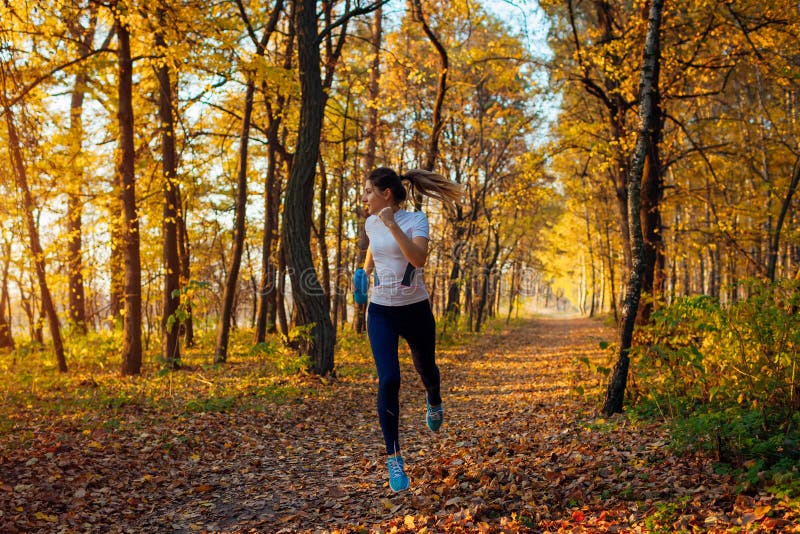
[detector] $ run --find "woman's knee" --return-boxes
[378,373,401,394]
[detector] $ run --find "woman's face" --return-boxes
[362,179,392,215]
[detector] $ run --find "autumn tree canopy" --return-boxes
[0,0,798,379]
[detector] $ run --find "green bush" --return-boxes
[629,294,722,417]
[629,278,800,493]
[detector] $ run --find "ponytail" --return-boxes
[367,166,463,206]
[401,168,464,206]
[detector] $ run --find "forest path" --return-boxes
[4,317,795,532]
[133,316,753,532]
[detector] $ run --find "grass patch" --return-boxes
[184,395,237,413]
[0,327,318,437]
[579,416,622,434]
[1,313,487,440]
[643,497,690,534]
[249,383,301,403]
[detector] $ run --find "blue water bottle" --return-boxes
[353,268,368,305]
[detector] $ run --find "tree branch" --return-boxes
[0,47,114,117]
[317,0,391,42]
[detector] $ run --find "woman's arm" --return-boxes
[364,247,375,275]
[390,231,429,268]
[378,208,429,267]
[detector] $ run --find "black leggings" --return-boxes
[367,299,441,455]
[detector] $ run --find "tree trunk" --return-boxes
[116,15,143,376]
[283,0,335,375]
[466,257,475,331]
[506,260,518,326]
[156,6,181,368]
[221,0,283,355]
[255,120,280,342]
[64,10,97,335]
[475,229,500,333]
[332,90,350,331]
[446,219,465,317]
[603,220,618,322]
[253,0,287,342]
[1,66,67,372]
[0,239,14,349]
[332,167,345,331]
[767,163,800,281]
[214,79,255,363]
[176,185,194,347]
[353,7,383,334]
[585,206,597,317]
[636,61,666,324]
[276,243,289,337]
[316,157,332,308]
[603,0,665,416]
[17,279,37,344]
[354,4,382,333]
[109,213,125,321]
[66,53,91,335]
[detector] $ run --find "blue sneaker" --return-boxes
[386,455,409,492]
[426,401,444,432]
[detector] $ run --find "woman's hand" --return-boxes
[378,207,397,228]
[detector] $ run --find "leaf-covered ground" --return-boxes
[2,316,800,532]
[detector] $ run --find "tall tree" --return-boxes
[354,3,383,334]
[215,0,282,363]
[604,0,665,415]
[283,0,336,374]
[176,185,194,347]
[0,238,13,350]
[637,5,666,323]
[1,65,67,372]
[115,6,143,376]
[213,77,254,363]
[255,0,291,343]
[283,0,385,373]
[65,6,97,335]
[155,2,181,368]
[767,164,800,281]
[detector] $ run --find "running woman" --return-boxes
[355,166,462,492]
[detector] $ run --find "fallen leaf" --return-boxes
[34,512,57,522]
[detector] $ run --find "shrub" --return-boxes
[629,278,800,493]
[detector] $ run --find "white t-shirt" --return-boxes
[366,209,430,306]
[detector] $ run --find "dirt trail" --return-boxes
[139,316,634,532]
[5,317,794,532]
